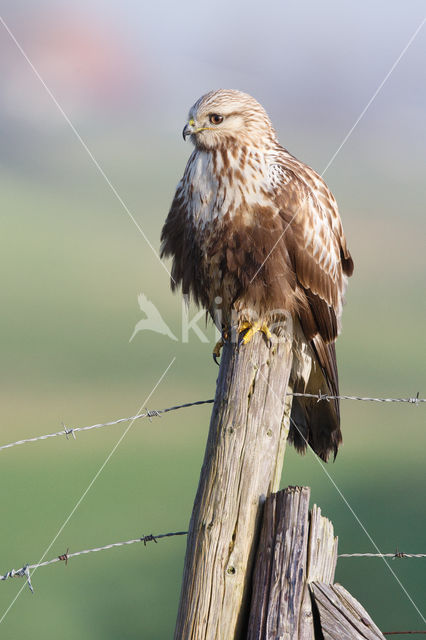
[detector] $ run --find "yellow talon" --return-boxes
[213,339,224,365]
[261,323,273,344]
[238,321,252,338]
[238,321,273,346]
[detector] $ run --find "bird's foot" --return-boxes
[213,339,223,365]
[212,330,230,365]
[238,321,273,347]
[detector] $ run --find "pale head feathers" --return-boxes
[185,89,277,150]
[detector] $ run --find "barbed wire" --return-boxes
[1,526,424,594]
[0,399,215,453]
[291,391,424,404]
[338,552,426,559]
[0,392,423,454]
[0,531,188,593]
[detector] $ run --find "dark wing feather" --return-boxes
[160,183,206,307]
[272,157,353,459]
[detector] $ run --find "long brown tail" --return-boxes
[289,338,342,461]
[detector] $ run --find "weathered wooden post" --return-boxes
[174,332,387,639]
[247,486,337,639]
[247,487,386,640]
[247,487,313,638]
[174,327,294,639]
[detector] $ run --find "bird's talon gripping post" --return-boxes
[213,339,224,365]
[212,328,231,364]
[238,321,273,347]
[237,321,253,346]
[261,323,273,347]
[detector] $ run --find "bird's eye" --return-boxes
[209,114,223,125]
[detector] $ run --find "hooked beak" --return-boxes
[182,118,197,141]
[182,123,191,141]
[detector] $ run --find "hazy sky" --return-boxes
[2,1,425,129]
[1,1,425,215]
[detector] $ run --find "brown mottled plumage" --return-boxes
[161,89,354,461]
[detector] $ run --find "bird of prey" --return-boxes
[161,89,353,461]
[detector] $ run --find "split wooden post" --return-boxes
[174,328,294,640]
[311,583,386,640]
[247,486,312,639]
[247,487,386,640]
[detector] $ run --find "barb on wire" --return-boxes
[0,392,424,454]
[0,399,216,453]
[0,565,33,593]
[291,391,424,405]
[0,531,188,593]
[1,520,425,596]
[62,423,76,440]
[2,526,425,594]
[339,552,426,559]
[58,548,69,565]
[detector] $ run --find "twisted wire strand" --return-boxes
[0,393,423,454]
[0,531,188,592]
[339,553,426,558]
[2,527,424,594]
[383,632,426,636]
[292,392,424,404]
[0,399,215,452]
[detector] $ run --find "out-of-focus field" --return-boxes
[1,1,425,637]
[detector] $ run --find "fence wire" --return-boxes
[291,391,424,404]
[0,531,188,593]
[1,525,425,594]
[339,553,426,559]
[0,399,215,452]
[0,392,423,454]
[383,633,426,636]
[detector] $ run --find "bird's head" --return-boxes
[182,89,276,150]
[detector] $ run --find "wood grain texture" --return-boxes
[306,505,338,584]
[311,583,386,640]
[247,488,338,639]
[174,329,294,640]
[299,504,338,639]
[247,487,311,640]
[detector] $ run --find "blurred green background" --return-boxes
[1,1,425,637]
